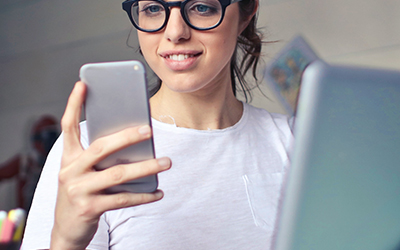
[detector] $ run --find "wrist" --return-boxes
[50,227,87,250]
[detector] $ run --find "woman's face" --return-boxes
[138,1,244,95]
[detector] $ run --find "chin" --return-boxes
[165,84,205,94]
[160,74,209,93]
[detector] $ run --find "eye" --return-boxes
[195,4,211,13]
[146,5,162,13]
[187,1,220,16]
[139,2,165,16]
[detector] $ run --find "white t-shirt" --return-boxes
[21,103,293,250]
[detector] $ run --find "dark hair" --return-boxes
[147,1,263,99]
[234,0,263,102]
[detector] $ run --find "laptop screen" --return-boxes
[274,60,400,250]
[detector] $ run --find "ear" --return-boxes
[238,0,259,35]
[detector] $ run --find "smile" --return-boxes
[159,51,202,71]
[167,54,194,61]
[160,51,202,61]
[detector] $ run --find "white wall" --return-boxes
[1,0,399,210]
[251,0,400,109]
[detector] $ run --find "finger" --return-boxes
[84,157,171,193]
[71,125,153,174]
[93,190,164,214]
[61,82,86,158]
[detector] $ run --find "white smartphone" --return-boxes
[80,60,157,193]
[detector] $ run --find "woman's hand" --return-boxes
[50,81,171,250]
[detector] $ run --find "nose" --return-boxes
[164,8,191,43]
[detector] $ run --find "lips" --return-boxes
[159,50,202,71]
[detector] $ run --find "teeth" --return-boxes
[168,54,191,61]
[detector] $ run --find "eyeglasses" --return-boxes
[122,0,242,32]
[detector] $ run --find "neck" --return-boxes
[150,79,243,130]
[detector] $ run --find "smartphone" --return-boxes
[80,60,157,193]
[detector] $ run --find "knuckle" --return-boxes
[58,168,71,186]
[76,199,93,218]
[60,115,68,128]
[60,116,71,133]
[108,165,126,184]
[135,193,149,205]
[61,117,78,136]
[115,193,130,207]
[65,182,81,201]
[62,183,100,219]
[88,141,105,156]
[58,169,67,185]
[65,185,94,217]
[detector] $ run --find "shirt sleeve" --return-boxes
[20,134,63,250]
[86,214,110,250]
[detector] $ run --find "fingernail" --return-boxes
[157,157,171,169]
[138,125,151,136]
[155,190,164,199]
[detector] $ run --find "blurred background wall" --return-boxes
[0,0,399,210]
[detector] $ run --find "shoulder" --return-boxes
[243,103,294,153]
[244,103,294,134]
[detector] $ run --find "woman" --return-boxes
[22,0,293,249]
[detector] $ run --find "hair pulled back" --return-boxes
[233,0,263,102]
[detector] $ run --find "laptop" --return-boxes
[273,60,400,250]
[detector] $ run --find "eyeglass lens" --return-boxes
[131,0,223,31]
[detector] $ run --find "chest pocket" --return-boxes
[243,173,285,232]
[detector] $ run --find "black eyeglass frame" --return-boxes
[122,0,242,32]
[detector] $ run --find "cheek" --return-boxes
[211,14,240,54]
[207,29,238,65]
[138,33,158,65]
[211,38,235,66]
